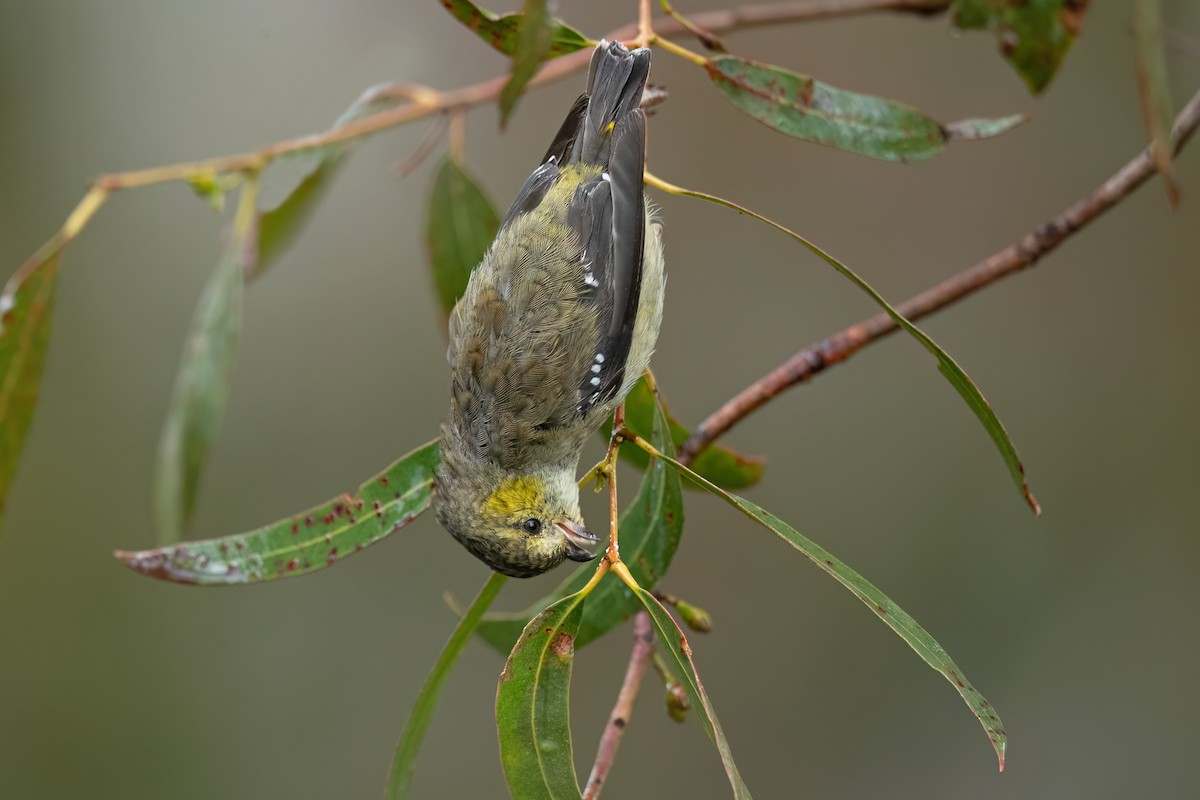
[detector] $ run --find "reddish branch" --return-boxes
[583,612,655,800]
[679,86,1200,464]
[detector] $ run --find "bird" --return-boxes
[434,40,664,578]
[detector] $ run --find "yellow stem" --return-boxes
[578,558,611,597]
[63,186,110,240]
[650,34,708,66]
[609,559,642,592]
[233,171,261,239]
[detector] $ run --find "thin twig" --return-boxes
[583,611,655,800]
[679,87,1200,464]
[85,0,949,192]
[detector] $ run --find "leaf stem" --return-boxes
[385,571,508,799]
[679,85,1200,464]
[649,34,708,66]
[659,0,728,51]
[582,611,654,800]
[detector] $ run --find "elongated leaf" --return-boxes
[441,0,589,58]
[705,55,1024,162]
[120,440,438,584]
[386,571,508,799]
[152,232,246,544]
[633,589,752,798]
[496,591,587,800]
[617,376,764,491]
[476,393,683,653]
[0,248,62,521]
[426,156,500,319]
[647,176,1039,514]
[952,0,1089,95]
[254,86,407,276]
[635,440,1009,771]
[500,0,554,127]
[1134,0,1179,207]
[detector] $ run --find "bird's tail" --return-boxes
[542,41,651,169]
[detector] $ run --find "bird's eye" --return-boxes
[521,517,543,535]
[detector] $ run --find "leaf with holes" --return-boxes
[638,439,1009,771]
[0,247,62,525]
[441,0,588,59]
[705,55,1024,162]
[634,589,752,798]
[121,440,438,584]
[952,0,1090,95]
[496,591,587,800]
[426,156,500,319]
[475,389,682,653]
[152,232,246,544]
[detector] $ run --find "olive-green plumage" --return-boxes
[435,41,664,578]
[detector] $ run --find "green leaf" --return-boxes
[386,571,508,799]
[254,85,407,277]
[617,376,764,491]
[119,440,439,584]
[0,247,62,523]
[952,0,1090,94]
[425,156,500,319]
[633,589,753,798]
[705,55,1024,162]
[152,230,247,544]
[440,0,589,58]
[476,388,684,653]
[1133,0,1179,207]
[500,0,554,127]
[651,178,1039,514]
[633,439,1009,771]
[496,591,587,800]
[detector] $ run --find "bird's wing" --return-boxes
[566,109,647,414]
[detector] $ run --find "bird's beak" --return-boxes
[556,520,601,562]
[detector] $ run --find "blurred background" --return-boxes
[2,1,1198,798]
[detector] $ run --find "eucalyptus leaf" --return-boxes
[952,0,1089,94]
[634,589,753,798]
[386,571,508,799]
[496,591,587,800]
[0,248,62,523]
[476,389,683,653]
[636,439,1009,771]
[255,85,408,276]
[500,0,554,127]
[618,376,764,491]
[120,441,438,584]
[426,156,500,319]
[705,55,1023,162]
[441,0,589,58]
[650,178,1039,514]
[152,231,246,544]
[1133,0,1179,206]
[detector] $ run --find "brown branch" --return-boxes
[679,86,1200,464]
[86,0,949,192]
[583,611,655,800]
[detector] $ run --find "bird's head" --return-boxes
[434,460,601,578]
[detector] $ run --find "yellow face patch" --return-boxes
[483,475,545,519]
